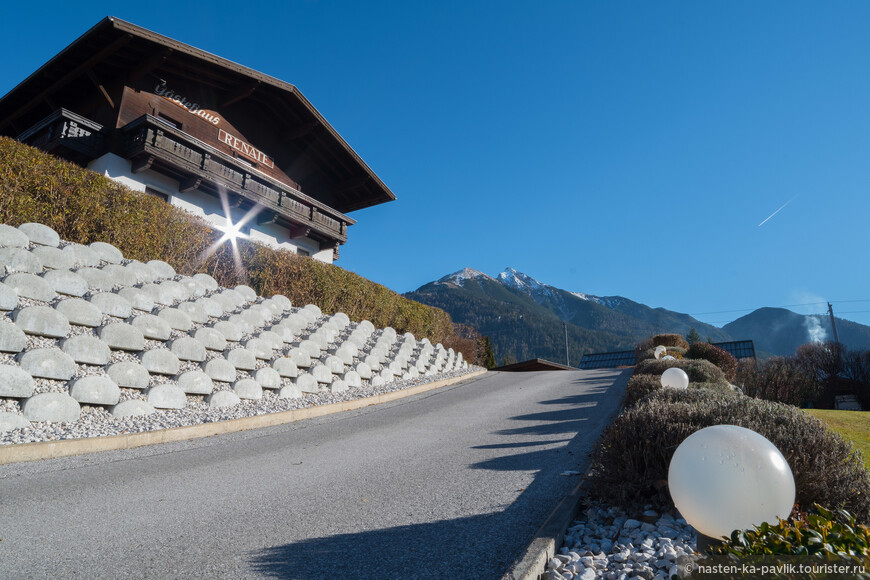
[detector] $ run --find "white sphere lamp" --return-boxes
[661,367,689,389]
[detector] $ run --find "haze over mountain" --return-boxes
[405,268,870,364]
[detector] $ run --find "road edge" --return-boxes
[0,369,487,465]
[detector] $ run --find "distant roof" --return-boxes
[493,358,577,372]
[578,351,636,370]
[711,340,756,360]
[0,16,395,214]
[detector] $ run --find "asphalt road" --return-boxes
[0,368,629,580]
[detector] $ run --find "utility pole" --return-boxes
[828,302,841,345]
[564,321,569,366]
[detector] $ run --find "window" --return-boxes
[144,186,169,202]
[296,248,310,257]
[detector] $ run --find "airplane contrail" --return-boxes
[758,195,797,227]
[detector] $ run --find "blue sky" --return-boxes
[3,1,870,328]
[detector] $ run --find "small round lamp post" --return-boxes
[654,346,668,360]
[668,425,795,550]
[661,367,689,389]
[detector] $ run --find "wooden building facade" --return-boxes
[0,17,395,262]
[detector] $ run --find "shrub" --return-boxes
[709,504,870,558]
[635,334,690,362]
[623,374,733,408]
[739,356,819,407]
[686,342,737,381]
[0,137,475,361]
[635,358,726,385]
[587,388,870,522]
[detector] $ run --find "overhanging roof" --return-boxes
[0,16,395,214]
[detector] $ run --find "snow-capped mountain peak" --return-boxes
[497,267,545,292]
[437,267,493,286]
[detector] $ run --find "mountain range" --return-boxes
[404,268,870,363]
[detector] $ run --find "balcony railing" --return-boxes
[119,114,352,242]
[16,109,105,161]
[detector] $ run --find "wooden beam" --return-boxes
[283,120,320,142]
[127,48,173,83]
[178,176,201,193]
[86,69,114,109]
[131,155,155,174]
[0,34,132,132]
[288,223,311,239]
[257,212,279,226]
[220,80,260,108]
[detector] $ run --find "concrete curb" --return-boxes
[0,369,487,465]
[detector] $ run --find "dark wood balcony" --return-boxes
[16,109,106,165]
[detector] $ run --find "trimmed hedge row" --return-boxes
[0,137,465,356]
[686,341,737,382]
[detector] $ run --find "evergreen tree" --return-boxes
[482,336,496,369]
[686,327,702,345]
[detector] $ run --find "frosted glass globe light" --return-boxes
[661,367,689,389]
[668,425,795,539]
[654,346,667,360]
[662,355,676,361]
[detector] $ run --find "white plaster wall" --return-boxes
[86,153,334,263]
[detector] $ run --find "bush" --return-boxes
[635,345,687,363]
[709,504,870,558]
[635,334,690,362]
[623,374,733,408]
[687,342,737,382]
[0,137,475,360]
[739,356,819,407]
[587,388,870,522]
[635,358,726,385]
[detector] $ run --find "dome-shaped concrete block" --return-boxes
[0,411,30,432]
[111,399,156,419]
[226,314,254,336]
[269,294,292,311]
[63,243,101,268]
[99,322,145,351]
[0,225,29,247]
[207,390,241,408]
[0,248,42,274]
[14,306,70,338]
[201,359,236,383]
[324,355,344,375]
[370,375,386,388]
[381,327,397,341]
[61,335,111,365]
[0,281,18,311]
[69,376,120,405]
[407,367,420,380]
[363,355,381,371]
[210,292,238,314]
[299,339,322,358]
[5,273,56,302]
[346,334,367,350]
[244,338,272,360]
[0,320,26,353]
[18,223,59,247]
[131,314,172,341]
[256,330,284,351]
[196,297,222,318]
[101,264,138,288]
[42,269,88,297]
[342,370,362,389]
[233,378,262,400]
[220,289,245,309]
[193,273,219,292]
[254,367,282,389]
[146,260,176,280]
[107,361,150,389]
[239,306,268,329]
[379,367,395,382]
[77,267,117,292]
[158,308,192,332]
[147,384,186,409]
[116,287,154,313]
[334,344,357,365]
[212,320,242,342]
[329,379,348,394]
[295,373,318,393]
[355,362,373,380]
[159,280,190,303]
[177,370,214,394]
[89,241,124,264]
[287,348,311,368]
[358,320,375,334]
[124,261,158,284]
[272,357,298,378]
[0,364,34,397]
[260,298,283,316]
[170,337,206,362]
[177,302,209,324]
[283,313,309,331]
[193,328,227,352]
[140,349,180,376]
[140,283,174,307]
[226,348,256,371]
[311,364,332,384]
[53,299,103,326]
[89,292,133,318]
[388,360,405,375]
[177,276,207,298]
[234,285,258,303]
[303,304,322,318]
[22,392,81,422]
[278,384,302,399]
[33,246,75,270]
[416,359,429,372]
[269,323,296,344]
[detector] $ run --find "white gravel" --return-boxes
[545,501,697,580]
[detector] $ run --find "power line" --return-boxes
[689,299,870,317]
